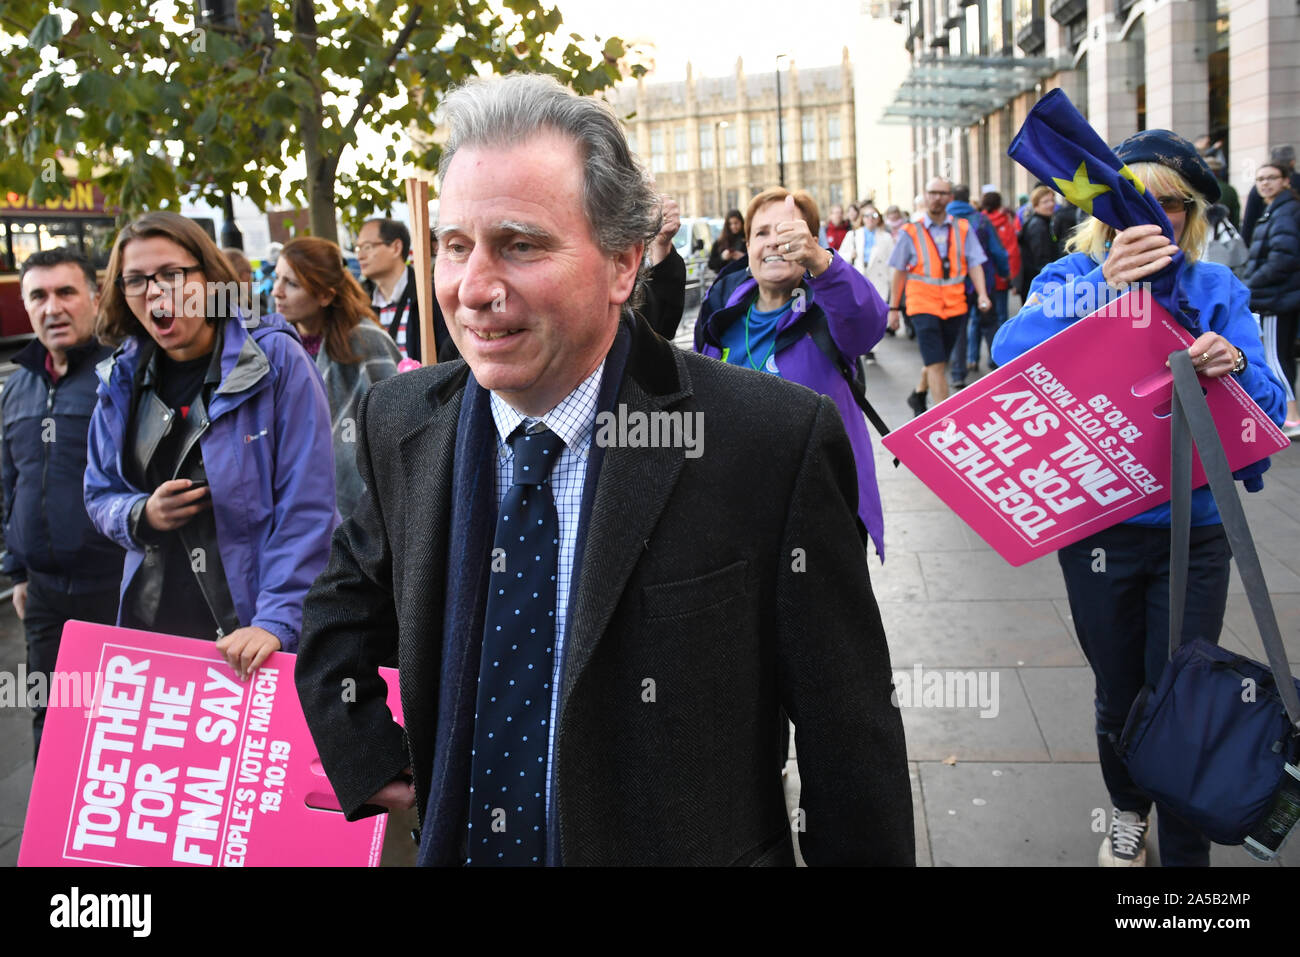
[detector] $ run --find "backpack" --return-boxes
[989,209,1021,291]
[1204,205,1249,275]
[782,310,899,468]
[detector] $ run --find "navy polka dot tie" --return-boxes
[466,425,565,866]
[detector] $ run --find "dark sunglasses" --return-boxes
[1155,194,1194,214]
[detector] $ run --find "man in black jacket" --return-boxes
[639,194,687,340]
[357,217,454,363]
[294,74,913,866]
[2,248,124,758]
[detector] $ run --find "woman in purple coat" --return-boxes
[695,188,889,558]
[85,212,337,679]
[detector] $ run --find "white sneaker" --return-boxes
[1098,808,1148,866]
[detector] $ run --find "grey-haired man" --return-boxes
[295,73,912,866]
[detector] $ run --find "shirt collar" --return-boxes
[924,212,953,229]
[371,267,409,308]
[488,359,606,460]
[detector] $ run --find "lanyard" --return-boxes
[743,301,781,373]
[923,222,952,278]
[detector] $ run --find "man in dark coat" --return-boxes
[2,248,124,758]
[294,74,913,867]
[357,217,456,363]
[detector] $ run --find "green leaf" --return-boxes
[262,90,297,120]
[76,71,113,108]
[23,128,42,161]
[194,103,220,136]
[28,14,64,50]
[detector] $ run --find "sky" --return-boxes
[207,0,876,244]
[552,0,864,81]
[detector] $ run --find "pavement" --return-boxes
[3,322,1300,868]
[804,323,1300,867]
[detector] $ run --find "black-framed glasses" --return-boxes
[1155,195,1194,214]
[116,265,203,296]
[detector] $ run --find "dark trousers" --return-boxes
[1272,309,1299,394]
[1058,523,1232,867]
[950,301,1000,383]
[23,579,120,760]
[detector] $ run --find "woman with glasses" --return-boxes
[274,236,401,516]
[993,131,1286,868]
[85,211,337,680]
[1241,162,1300,437]
[841,205,895,365]
[843,206,896,298]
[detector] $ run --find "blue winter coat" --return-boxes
[84,313,338,652]
[1241,189,1300,316]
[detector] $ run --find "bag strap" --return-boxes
[801,312,900,468]
[1169,349,1300,729]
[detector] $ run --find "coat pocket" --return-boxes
[640,559,749,620]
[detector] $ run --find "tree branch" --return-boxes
[341,4,423,139]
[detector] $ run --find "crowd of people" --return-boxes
[3,71,1297,866]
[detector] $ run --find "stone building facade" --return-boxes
[605,50,859,220]
[883,0,1298,208]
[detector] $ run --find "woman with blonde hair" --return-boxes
[993,131,1286,869]
[273,236,401,517]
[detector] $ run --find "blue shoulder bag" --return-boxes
[1117,350,1300,859]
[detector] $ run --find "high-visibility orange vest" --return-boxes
[900,218,971,319]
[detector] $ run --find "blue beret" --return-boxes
[1114,129,1221,204]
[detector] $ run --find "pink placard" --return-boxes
[881,292,1288,566]
[18,622,403,867]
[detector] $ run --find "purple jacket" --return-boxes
[696,252,889,557]
[84,313,338,651]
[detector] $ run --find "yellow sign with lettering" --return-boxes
[0,182,99,213]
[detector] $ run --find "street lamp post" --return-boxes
[221,194,243,250]
[775,54,787,188]
[714,120,728,217]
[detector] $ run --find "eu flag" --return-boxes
[1008,88,1190,329]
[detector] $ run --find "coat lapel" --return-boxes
[393,371,464,852]
[560,320,694,714]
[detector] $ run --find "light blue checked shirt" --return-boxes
[488,361,605,821]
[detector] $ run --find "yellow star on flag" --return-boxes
[1053,161,1111,215]
[1118,164,1146,195]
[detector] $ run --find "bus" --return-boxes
[0,181,118,343]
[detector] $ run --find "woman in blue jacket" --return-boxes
[85,211,337,679]
[992,132,1286,868]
